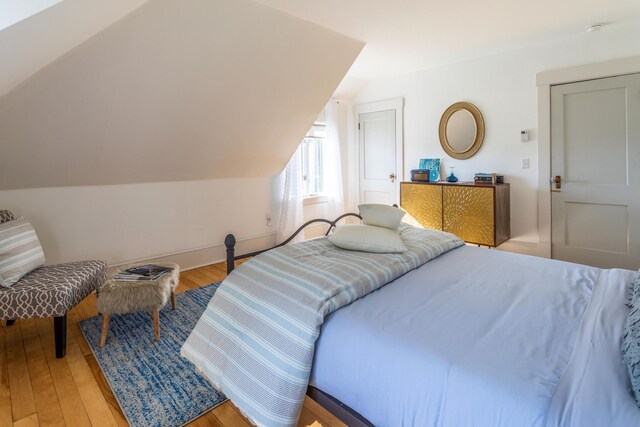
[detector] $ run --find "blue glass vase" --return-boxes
[446,167,458,183]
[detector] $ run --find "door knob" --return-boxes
[389,173,396,183]
[554,175,561,189]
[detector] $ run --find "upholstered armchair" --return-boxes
[0,210,107,358]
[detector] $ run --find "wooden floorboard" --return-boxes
[65,343,119,427]
[14,413,39,427]
[176,274,202,291]
[21,320,65,427]
[36,319,92,427]
[184,269,214,284]
[210,401,252,427]
[6,320,36,422]
[84,355,128,427]
[0,325,13,426]
[2,261,342,426]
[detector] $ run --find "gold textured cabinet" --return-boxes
[400,182,510,247]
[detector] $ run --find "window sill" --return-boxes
[303,195,328,206]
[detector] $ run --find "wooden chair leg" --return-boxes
[54,314,67,358]
[153,309,160,341]
[5,320,15,326]
[100,313,111,347]
[171,291,176,310]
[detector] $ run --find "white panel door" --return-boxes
[358,109,398,205]
[551,73,640,269]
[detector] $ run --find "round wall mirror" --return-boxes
[439,102,485,160]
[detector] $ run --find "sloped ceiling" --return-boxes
[0,0,364,190]
[0,0,151,97]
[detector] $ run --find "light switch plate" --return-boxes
[521,158,530,169]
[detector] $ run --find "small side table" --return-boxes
[97,262,180,347]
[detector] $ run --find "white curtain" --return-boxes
[322,100,344,219]
[276,145,304,244]
[277,100,345,244]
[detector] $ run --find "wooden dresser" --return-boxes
[400,181,510,247]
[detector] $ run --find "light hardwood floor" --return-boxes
[0,261,345,427]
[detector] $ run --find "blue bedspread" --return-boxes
[310,246,640,426]
[181,225,463,427]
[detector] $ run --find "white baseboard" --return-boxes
[497,239,540,257]
[536,241,552,259]
[107,233,277,274]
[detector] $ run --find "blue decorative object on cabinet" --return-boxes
[419,158,441,182]
[446,167,459,182]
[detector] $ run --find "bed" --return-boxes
[310,245,639,426]
[182,213,640,427]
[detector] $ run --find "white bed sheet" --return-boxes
[309,246,639,426]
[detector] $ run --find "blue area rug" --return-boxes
[79,282,226,427]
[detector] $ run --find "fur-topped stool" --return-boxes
[97,262,180,347]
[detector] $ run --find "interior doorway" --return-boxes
[354,99,404,206]
[550,73,640,269]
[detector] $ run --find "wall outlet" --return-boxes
[521,158,530,169]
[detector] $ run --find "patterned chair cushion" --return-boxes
[0,260,107,319]
[0,211,14,224]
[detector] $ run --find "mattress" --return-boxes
[309,246,640,426]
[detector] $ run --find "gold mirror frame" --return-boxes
[439,102,485,160]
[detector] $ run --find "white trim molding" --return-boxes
[497,239,539,257]
[536,56,640,259]
[537,56,640,86]
[107,232,277,274]
[353,98,404,205]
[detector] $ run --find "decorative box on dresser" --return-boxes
[400,181,510,247]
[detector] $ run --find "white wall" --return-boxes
[0,99,353,269]
[352,21,640,247]
[0,177,280,268]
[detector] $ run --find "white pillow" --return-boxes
[0,216,45,287]
[358,204,405,230]
[328,224,407,253]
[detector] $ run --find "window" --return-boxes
[301,120,326,197]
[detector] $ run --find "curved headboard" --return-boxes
[225,212,362,274]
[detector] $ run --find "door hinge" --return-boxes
[358,123,361,130]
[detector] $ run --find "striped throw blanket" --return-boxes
[181,225,463,427]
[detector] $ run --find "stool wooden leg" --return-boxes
[153,309,160,341]
[100,313,111,347]
[171,291,176,310]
